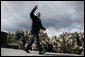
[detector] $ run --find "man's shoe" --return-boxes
[24,49,30,53]
[39,52,43,54]
[39,51,46,55]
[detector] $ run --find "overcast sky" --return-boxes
[1,1,84,38]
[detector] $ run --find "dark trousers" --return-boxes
[25,33,41,51]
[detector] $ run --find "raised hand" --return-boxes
[34,5,38,9]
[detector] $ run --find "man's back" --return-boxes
[31,16,42,34]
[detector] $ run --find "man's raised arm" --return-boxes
[30,5,37,20]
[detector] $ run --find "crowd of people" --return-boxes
[7,30,84,55]
[51,32,84,55]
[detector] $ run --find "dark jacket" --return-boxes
[30,7,45,34]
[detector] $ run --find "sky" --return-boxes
[1,1,84,38]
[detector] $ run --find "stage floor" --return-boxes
[1,48,83,56]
